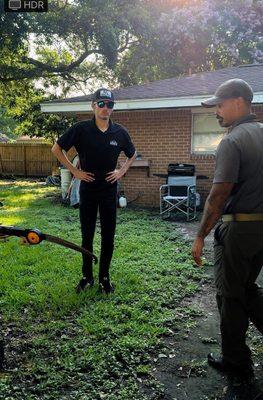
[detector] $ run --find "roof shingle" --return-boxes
[48,64,263,104]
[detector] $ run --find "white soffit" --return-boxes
[41,92,263,113]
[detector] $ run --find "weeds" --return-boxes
[0,180,205,399]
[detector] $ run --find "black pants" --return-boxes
[214,221,263,366]
[79,185,117,282]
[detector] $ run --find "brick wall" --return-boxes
[78,105,263,208]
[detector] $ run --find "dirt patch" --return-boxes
[147,220,263,400]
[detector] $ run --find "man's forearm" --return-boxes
[197,197,223,239]
[51,143,77,175]
[197,183,234,239]
[120,152,136,174]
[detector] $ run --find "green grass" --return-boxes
[0,179,205,399]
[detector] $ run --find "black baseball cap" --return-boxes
[92,88,114,102]
[201,79,253,108]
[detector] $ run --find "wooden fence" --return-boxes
[0,143,58,177]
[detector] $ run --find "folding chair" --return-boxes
[160,176,197,221]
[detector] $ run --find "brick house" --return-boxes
[42,64,263,207]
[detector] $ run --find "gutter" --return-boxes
[41,93,263,113]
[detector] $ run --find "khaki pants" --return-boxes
[214,221,263,366]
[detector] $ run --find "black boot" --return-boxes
[224,376,263,399]
[207,353,254,379]
[75,277,94,293]
[98,277,115,294]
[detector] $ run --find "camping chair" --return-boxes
[160,176,197,221]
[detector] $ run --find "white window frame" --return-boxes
[191,108,226,155]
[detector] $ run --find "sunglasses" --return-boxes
[96,100,115,109]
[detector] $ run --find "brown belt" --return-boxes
[222,213,263,222]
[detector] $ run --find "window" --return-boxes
[192,113,226,154]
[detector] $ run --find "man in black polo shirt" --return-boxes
[192,79,263,385]
[52,88,136,294]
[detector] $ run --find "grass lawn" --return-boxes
[0,180,205,400]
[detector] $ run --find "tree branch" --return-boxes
[26,48,101,72]
[0,49,101,82]
[118,33,137,53]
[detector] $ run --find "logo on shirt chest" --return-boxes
[110,140,118,146]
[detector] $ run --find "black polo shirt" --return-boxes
[57,117,136,190]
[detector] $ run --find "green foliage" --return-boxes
[0,0,151,85]
[0,180,206,399]
[1,0,262,88]
[0,107,18,138]
[0,1,154,139]
[0,82,75,140]
[116,0,263,85]
[2,0,261,144]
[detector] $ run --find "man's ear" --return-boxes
[91,101,95,111]
[236,97,248,111]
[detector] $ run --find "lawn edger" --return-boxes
[0,225,98,262]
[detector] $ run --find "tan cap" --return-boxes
[201,78,253,108]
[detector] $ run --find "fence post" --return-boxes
[23,145,27,177]
[0,152,3,173]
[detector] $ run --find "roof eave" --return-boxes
[41,93,263,113]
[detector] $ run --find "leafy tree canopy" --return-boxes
[0,81,76,141]
[0,0,152,139]
[1,0,262,139]
[116,0,263,86]
[0,0,151,88]
[0,107,18,139]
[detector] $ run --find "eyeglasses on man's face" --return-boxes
[96,100,115,109]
